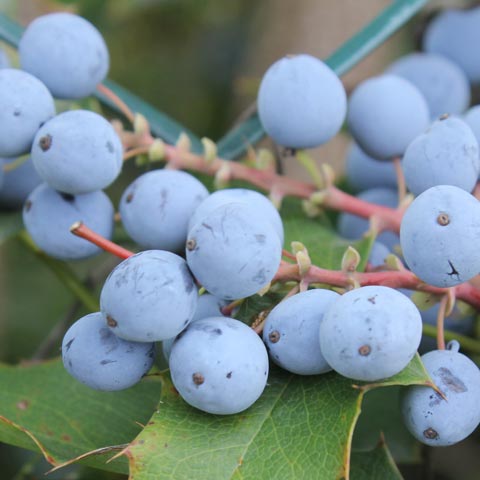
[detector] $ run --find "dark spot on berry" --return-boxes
[106,141,114,153]
[367,296,377,304]
[65,338,75,351]
[439,113,449,121]
[269,330,280,343]
[192,372,204,385]
[13,109,21,117]
[437,367,467,393]
[126,192,134,203]
[358,344,371,356]
[24,200,32,212]
[186,239,196,251]
[447,260,459,279]
[423,427,439,440]
[100,359,117,365]
[60,192,75,202]
[255,234,266,244]
[106,315,118,327]
[226,371,232,379]
[39,134,52,152]
[437,213,450,226]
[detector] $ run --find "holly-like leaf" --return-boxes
[118,356,430,480]
[0,360,161,473]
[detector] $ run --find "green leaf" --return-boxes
[216,0,429,159]
[0,14,203,153]
[118,356,430,480]
[0,359,161,474]
[350,440,403,480]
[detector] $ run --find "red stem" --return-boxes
[70,222,134,260]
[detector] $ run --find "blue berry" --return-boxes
[188,188,284,245]
[100,250,198,342]
[347,74,430,160]
[258,54,346,149]
[423,7,480,84]
[120,170,208,252]
[0,69,55,157]
[162,293,228,362]
[386,53,470,119]
[19,13,109,99]
[186,202,282,300]
[62,312,155,391]
[337,187,399,251]
[401,341,480,446]
[368,241,391,268]
[169,317,269,414]
[23,183,114,261]
[345,142,398,193]
[319,286,422,381]
[0,157,42,209]
[263,289,339,375]
[31,110,123,195]
[402,116,479,196]
[463,105,480,150]
[400,185,480,287]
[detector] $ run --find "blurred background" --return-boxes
[0,0,478,479]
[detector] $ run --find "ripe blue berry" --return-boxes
[401,341,480,446]
[258,54,346,149]
[120,170,208,252]
[100,250,198,342]
[62,312,155,391]
[31,110,123,195]
[347,74,430,160]
[19,13,109,99]
[0,69,55,157]
[400,185,480,287]
[170,317,269,415]
[319,286,422,381]
[263,289,339,375]
[23,183,114,261]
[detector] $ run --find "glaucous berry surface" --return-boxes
[23,183,114,261]
[423,7,480,84]
[62,312,155,391]
[344,142,398,193]
[257,54,346,149]
[386,52,470,119]
[400,185,480,287]
[401,341,480,446]
[169,317,269,415]
[319,286,422,381]
[402,115,479,196]
[100,250,198,342]
[19,12,109,99]
[186,202,282,300]
[263,289,339,375]
[347,74,430,160]
[463,105,480,149]
[0,157,42,209]
[188,188,284,245]
[120,169,208,252]
[31,110,123,195]
[0,69,55,158]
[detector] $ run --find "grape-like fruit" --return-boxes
[0,69,55,157]
[19,12,109,99]
[257,54,346,148]
[263,289,339,375]
[186,202,282,300]
[62,312,155,391]
[319,286,422,381]
[423,7,480,84]
[337,187,399,251]
[347,74,430,160]
[402,116,479,196]
[162,293,228,362]
[401,341,480,446]
[169,317,269,415]
[0,157,42,209]
[368,241,390,268]
[31,110,123,195]
[345,142,397,193]
[120,170,208,252]
[400,185,480,287]
[386,53,470,119]
[463,105,480,149]
[23,183,114,261]
[188,188,284,245]
[100,250,198,342]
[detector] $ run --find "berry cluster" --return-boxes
[3,6,480,454]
